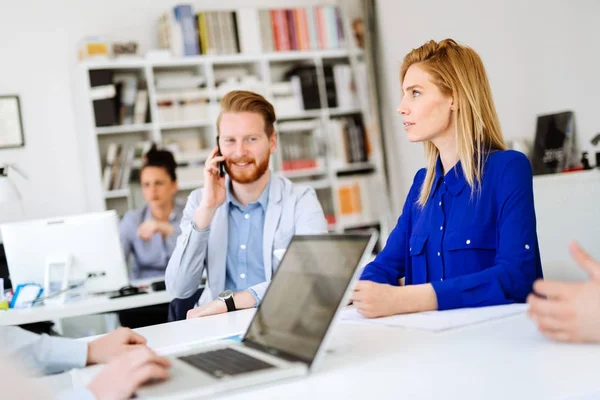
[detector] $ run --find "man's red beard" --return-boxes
[225,154,270,184]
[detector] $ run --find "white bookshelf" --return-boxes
[76,5,391,240]
[95,123,153,135]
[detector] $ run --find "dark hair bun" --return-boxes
[142,143,177,181]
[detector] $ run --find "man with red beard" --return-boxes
[166,90,328,318]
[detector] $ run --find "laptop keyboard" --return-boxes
[179,348,275,379]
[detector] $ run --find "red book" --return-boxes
[270,10,280,51]
[315,6,326,50]
[297,8,310,50]
[277,10,291,51]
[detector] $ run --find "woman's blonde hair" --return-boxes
[400,39,506,206]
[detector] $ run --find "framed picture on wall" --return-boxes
[0,95,25,149]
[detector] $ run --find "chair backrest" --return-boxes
[167,288,204,322]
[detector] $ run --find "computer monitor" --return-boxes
[0,210,129,294]
[0,244,11,290]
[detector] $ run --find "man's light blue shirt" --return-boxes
[224,180,270,303]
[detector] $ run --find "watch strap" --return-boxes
[224,295,236,312]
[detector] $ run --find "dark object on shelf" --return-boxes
[591,133,600,146]
[112,41,139,57]
[531,111,576,175]
[90,69,118,127]
[581,152,592,170]
[596,152,600,169]
[109,285,146,299]
[151,280,166,292]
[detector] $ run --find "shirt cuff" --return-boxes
[190,220,210,234]
[42,335,88,374]
[431,279,460,311]
[60,387,96,400]
[246,288,261,308]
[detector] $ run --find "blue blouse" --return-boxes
[361,150,543,310]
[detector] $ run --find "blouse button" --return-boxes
[466,239,471,245]
[525,244,530,250]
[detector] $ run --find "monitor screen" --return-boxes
[244,234,373,365]
[0,211,129,294]
[0,244,11,290]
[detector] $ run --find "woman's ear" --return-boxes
[449,96,458,111]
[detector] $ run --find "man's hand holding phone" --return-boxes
[193,146,226,230]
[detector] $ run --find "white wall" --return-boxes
[0,0,338,221]
[374,0,600,211]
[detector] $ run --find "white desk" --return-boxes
[64,306,600,399]
[0,291,173,326]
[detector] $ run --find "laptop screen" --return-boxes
[244,233,374,365]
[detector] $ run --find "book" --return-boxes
[174,4,200,56]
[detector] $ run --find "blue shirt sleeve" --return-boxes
[431,154,542,310]
[119,211,136,279]
[0,326,87,375]
[360,170,423,285]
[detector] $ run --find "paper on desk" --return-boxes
[341,303,528,332]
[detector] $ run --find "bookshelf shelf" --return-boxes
[178,180,204,191]
[278,110,323,121]
[104,188,130,199]
[159,120,213,130]
[96,123,153,135]
[81,49,364,70]
[83,58,146,70]
[175,149,213,163]
[280,167,328,179]
[306,179,332,190]
[328,107,362,117]
[78,4,391,240]
[334,162,376,174]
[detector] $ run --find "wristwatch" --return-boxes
[218,290,236,312]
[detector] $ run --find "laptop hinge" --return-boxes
[243,340,309,365]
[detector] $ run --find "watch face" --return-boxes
[218,290,234,300]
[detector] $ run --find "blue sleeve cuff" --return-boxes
[430,279,460,311]
[246,288,261,308]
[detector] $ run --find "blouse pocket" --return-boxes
[409,234,428,272]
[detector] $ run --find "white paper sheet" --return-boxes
[341,303,528,332]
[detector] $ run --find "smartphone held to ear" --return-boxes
[216,136,226,177]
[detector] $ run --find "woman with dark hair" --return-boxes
[120,144,184,280]
[118,144,185,328]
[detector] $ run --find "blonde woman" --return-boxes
[351,39,543,317]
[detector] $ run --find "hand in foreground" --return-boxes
[87,346,171,400]
[527,241,600,343]
[87,327,147,365]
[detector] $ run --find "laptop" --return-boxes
[137,231,378,399]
